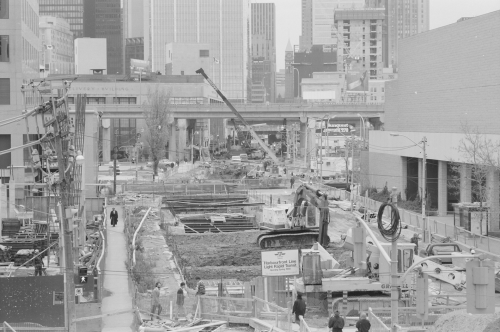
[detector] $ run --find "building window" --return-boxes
[113,97,137,104]
[181,70,184,75]
[87,97,105,104]
[67,97,75,104]
[0,35,9,62]
[199,50,209,57]
[0,78,9,105]
[0,0,8,19]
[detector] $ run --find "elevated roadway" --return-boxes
[95,102,384,121]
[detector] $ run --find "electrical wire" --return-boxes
[377,202,402,242]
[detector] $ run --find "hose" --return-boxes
[377,202,402,242]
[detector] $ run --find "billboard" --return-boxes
[130,59,151,79]
[261,250,300,276]
[346,61,368,92]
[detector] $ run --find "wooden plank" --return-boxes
[201,313,251,324]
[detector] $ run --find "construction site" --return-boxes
[0,70,499,332]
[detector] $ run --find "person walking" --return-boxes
[110,208,119,227]
[151,282,162,320]
[175,282,187,320]
[292,294,306,323]
[193,276,206,312]
[356,312,371,332]
[410,233,419,254]
[328,310,345,332]
[290,176,295,189]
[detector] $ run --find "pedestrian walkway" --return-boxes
[101,205,134,332]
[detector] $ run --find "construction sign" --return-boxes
[261,250,299,276]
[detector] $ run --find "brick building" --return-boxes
[365,11,500,233]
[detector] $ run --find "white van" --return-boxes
[239,154,249,162]
[231,156,242,164]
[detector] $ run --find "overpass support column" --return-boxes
[307,119,316,171]
[300,121,306,158]
[169,120,177,161]
[418,159,424,200]
[487,168,500,233]
[102,120,111,163]
[437,161,448,216]
[401,157,408,201]
[460,164,472,203]
[177,119,187,161]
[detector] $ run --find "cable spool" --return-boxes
[377,202,402,242]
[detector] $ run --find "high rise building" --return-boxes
[284,40,295,102]
[125,37,144,76]
[39,0,84,38]
[366,0,430,67]
[0,0,41,180]
[83,0,123,75]
[123,0,144,39]
[40,16,75,75]
[275,69,286,102]
[300,0,365,51]
[334,9,385,79]
[144,0,251,102]
[251,3,276,103]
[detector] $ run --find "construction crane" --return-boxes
[230,118,252,150]
[256,183,330,249]
[195,68,282,165]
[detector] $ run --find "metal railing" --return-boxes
[298,316,312,332]
[197,296,292,332]
[2,322,66,331]
[368,307,391,332]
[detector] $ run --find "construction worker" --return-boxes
[151,282,162,320]
[356,312,371,332]
[292,294,306,323]
[328,310,345,332]
[33,250,44,277]
[410,233,419,254]
[175,282,187,320]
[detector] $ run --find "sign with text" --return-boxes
[261,250,299,276]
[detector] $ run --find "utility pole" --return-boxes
[50,82,76,332]
[350,129,355,211]
[113,129,117,194]
[319,121,324,184]
[422,137,428,242]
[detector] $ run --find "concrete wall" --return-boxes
[75,38,107,74]
[366,151,405,192]
[384,11,500,134]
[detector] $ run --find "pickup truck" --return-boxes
[420,243,462,265]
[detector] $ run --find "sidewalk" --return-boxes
[101,205,134,332]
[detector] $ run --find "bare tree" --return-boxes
[449,123,500,234]
[142,87,172,177]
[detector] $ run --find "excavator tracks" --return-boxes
[257,231,330,249]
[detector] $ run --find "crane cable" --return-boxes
[377,202,402,242]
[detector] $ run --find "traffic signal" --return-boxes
[466,259,495,314]
[78,266,88,284]
[416,273,429,320]
[352,226,366,270]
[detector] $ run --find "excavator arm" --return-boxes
[195,68,282,165]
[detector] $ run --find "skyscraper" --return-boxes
[40,16,75,75]
[251,3,276,102]
[284,40,295,102]
[39,0,84,38]
[83,0,123,75]
[367,0,430,67]
[300,0,365,51]
[144,0,251,102]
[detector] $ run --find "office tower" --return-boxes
[125,37,144,76]
[0,0,40,180]
[334,9,385,79]
[284,40,295,102]
[40,16,75,75]
[366,0,430,67]
[144,0,251,102]
[83,0,123,75]
[39,0,84,38]
[300,0,365,51]
[251,3,276,102]
[123,0,144,39]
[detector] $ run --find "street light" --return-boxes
[390,133,428,242]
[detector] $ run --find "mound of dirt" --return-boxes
[430,309,500,332]
[185,265,261,282]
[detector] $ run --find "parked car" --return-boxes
[108,162,121,175]
[420,243,462,265]
[231,156,242,164]
[239,153,249,162]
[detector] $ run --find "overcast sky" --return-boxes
[257,0,500,70]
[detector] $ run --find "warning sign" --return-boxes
[261,250,299,276]
[75,288,83,296]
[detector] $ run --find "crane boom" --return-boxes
[195,68,282,165]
